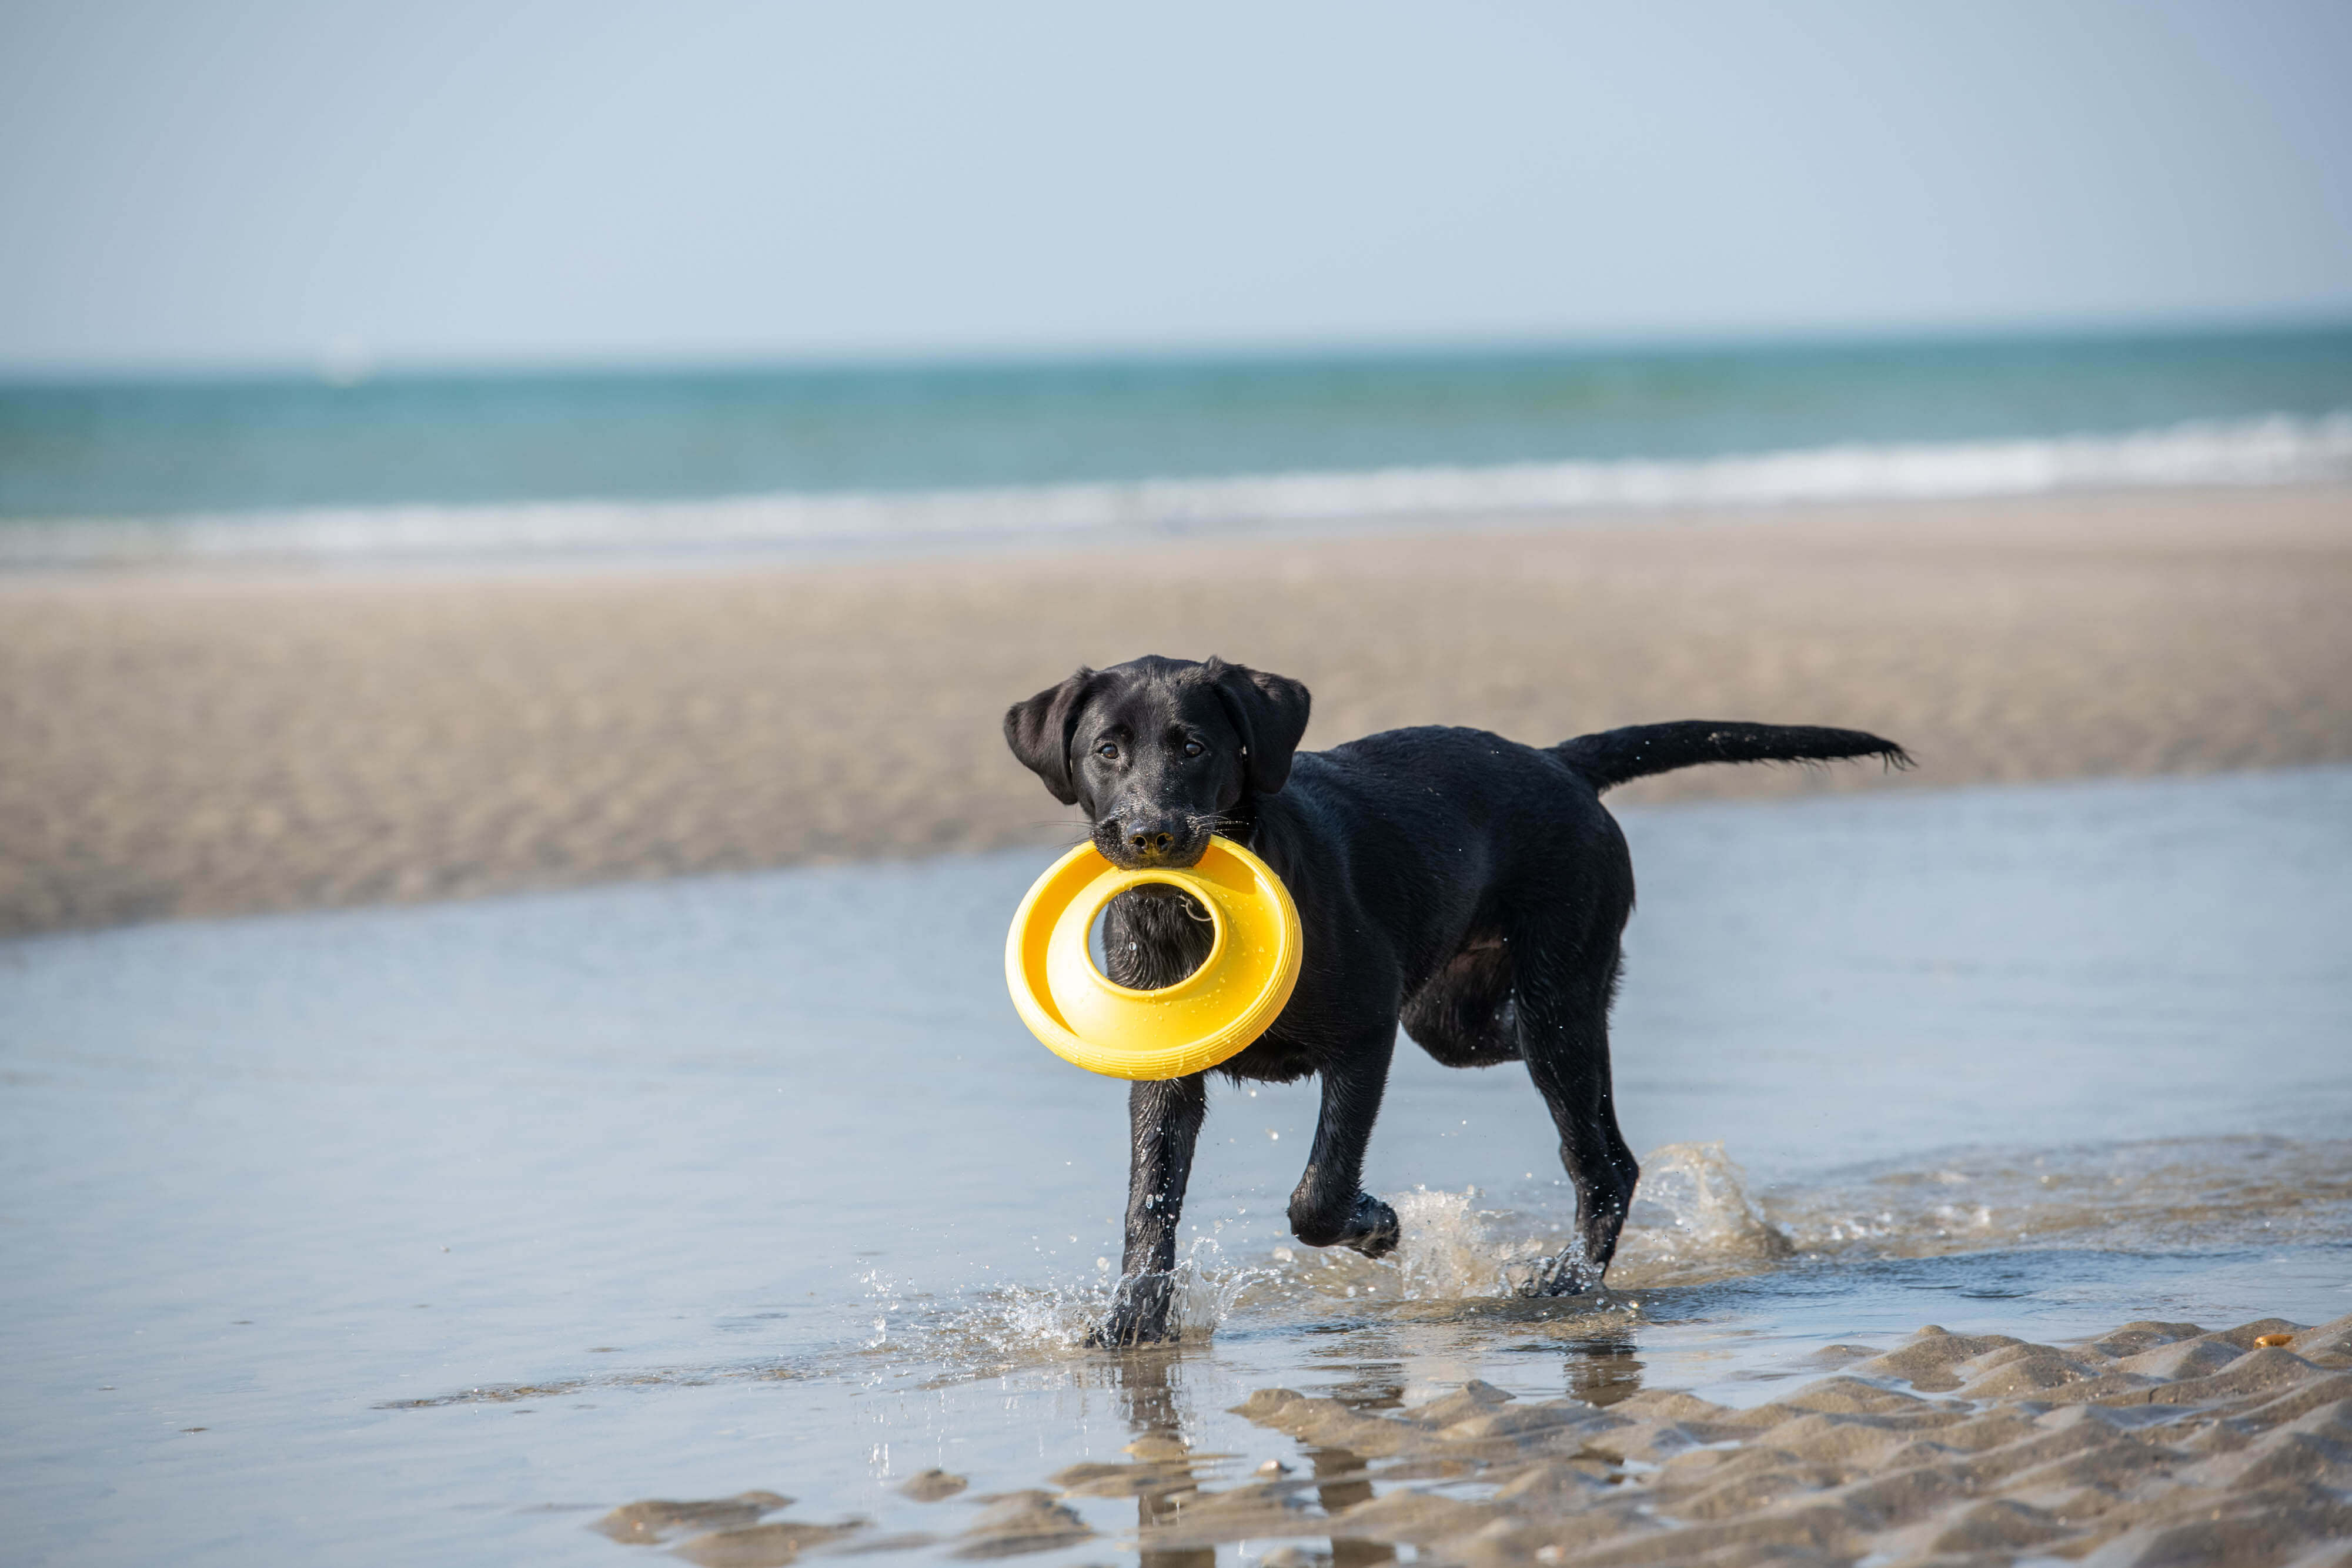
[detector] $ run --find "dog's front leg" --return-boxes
[1288,1031,1400,1258]
[1091,1073,1208,1347]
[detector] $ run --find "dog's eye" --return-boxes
[1097,743,1120,761]
[1183,741,1205,758]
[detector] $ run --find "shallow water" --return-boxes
[2,768,2347,1566]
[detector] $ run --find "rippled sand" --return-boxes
[589,1312,2352,1568]
[4,486,2349,935]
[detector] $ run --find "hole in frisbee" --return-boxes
[1087,882,1215,989]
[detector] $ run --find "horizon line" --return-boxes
[6,303,2352,388]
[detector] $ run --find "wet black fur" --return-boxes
[1005,655,1910,1346]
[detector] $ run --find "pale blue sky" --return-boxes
[2,0,2348,371]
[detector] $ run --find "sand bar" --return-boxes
[3,486,2347,937]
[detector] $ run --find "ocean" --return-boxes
[3,323,2350,566]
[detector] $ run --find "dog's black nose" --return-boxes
[1107,814,1188,862]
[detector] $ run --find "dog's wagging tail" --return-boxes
[1001,655,1908,1347]
[1555,721,1913,791]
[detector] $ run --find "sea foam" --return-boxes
[4,410,2347,568]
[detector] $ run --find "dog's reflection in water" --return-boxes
[1094,1348,1215,1568]
[1104,1350,1398,1568]
[1561,1333,1645,1410]
[1308,1446,1395,1568]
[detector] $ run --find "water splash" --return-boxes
[860,1136,2352,1372]
[854,1236,1270,1380]
[1390,1188,1515,1299]
[1168,1236,1266,1338]
[1608,1141,1795,1286]
[1332,1150,1798,1304]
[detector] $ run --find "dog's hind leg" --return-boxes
[1093,1073,1208,1348]
[1516,942,1639,1295]
[1288,1028,1401,1259]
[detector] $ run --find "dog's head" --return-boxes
[1004,656,1311,869]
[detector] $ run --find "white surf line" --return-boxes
[4,409,2348,567]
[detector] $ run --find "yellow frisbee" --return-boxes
[1005,836,1304,1080]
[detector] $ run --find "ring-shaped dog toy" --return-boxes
[1005,836,1304,1081]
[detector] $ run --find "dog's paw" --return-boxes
[1516,1247,1601,1298]
[1341,1193,1400,1260]
[1087,1271,1177,1348]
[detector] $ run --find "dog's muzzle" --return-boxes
[1097,814,1208,868]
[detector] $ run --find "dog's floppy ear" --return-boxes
[1004,667,1100,805]
[1204,658,1311,795]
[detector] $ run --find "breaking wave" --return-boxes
[5,410,2348,567]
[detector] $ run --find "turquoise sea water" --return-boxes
[2,325,2350,566]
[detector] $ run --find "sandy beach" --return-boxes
[3,484,2348,937]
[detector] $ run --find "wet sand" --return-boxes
[603,1311,2352,1568]
[4,484,2350,936]
[1218,1314,2352,1568]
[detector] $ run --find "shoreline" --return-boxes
[4,484,2348,938]
[1,477,2344,583]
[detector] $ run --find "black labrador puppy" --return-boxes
[1005,655,1907,1345]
